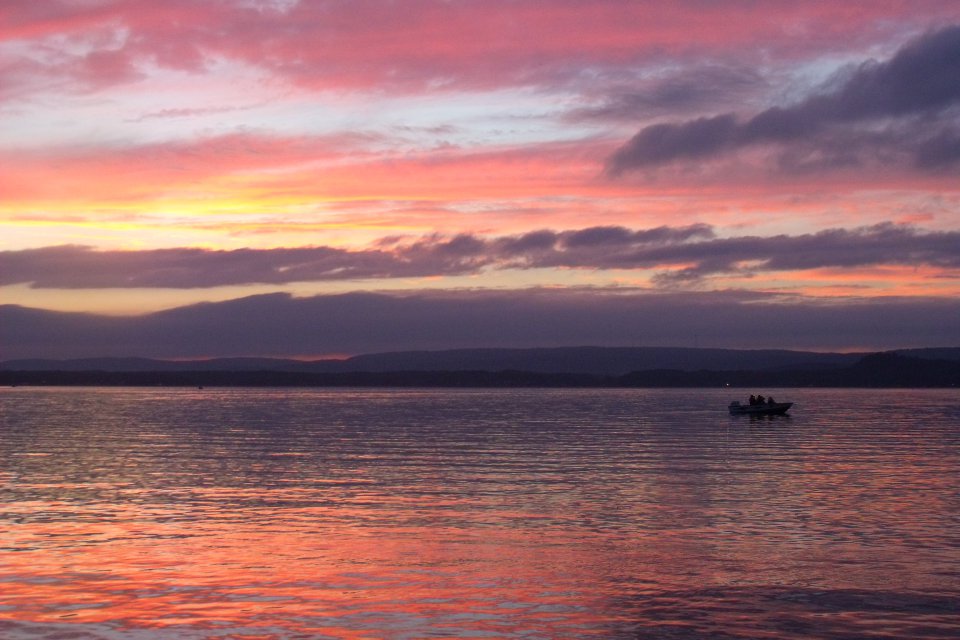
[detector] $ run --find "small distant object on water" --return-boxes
[729,394,793,415]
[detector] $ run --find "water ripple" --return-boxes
[1,387,958,638]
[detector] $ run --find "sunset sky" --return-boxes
[2,1,959,359]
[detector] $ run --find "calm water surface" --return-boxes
[1,387,958,639]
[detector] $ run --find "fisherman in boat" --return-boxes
[730,395,792,415]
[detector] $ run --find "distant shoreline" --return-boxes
[3,352,958,388]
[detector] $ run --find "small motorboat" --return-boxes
[728,400,793,415]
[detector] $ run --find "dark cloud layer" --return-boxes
[607,25,960,175]
[2,289,958,360]
[2,224,957,289]
[570,64,768,121]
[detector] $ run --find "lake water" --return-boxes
[1,387,958,639]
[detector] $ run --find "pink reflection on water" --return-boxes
[1,387,959,638]
[0,490,615,637]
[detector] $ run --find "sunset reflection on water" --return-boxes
[1,388,958,638]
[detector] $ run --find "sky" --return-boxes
[2,0,960,359]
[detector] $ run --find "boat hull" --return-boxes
[728,402,793,416]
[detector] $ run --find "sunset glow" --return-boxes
[2,1,959,356]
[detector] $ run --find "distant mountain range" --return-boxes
[2,346,959,387]
[1,346,873,374]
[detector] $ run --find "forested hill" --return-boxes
[1,346,874,375]
[2,349,958,387]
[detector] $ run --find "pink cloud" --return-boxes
[0,131,379,204]
[3,128,957,244]
[0,131,614,209]
[0,2,115,40]
[5,1,960,95]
